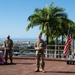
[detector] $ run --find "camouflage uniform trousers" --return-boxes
[4,49,13,63]
[36,53,45,69]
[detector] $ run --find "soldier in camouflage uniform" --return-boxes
[4,35,13,64]
[34,34,46,73]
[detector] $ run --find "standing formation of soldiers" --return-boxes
[0,34,46,73]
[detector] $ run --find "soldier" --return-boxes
[34,34,46,73]
[4,35,13,64]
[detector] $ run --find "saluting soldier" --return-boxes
[34,34,46,73]
[4,35,13,64]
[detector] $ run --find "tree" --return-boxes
[26,2,74,45]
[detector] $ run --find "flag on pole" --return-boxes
[63,28,72,56]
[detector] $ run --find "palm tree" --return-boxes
[26,2,74,45]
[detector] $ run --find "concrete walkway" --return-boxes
[0,57,75,75]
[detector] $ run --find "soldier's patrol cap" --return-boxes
[7,35,10,38]
[38,34,42,38]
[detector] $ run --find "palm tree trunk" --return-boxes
[46,35,48,45]
[46,25,49,45]
[61,34,64,45]
[61,34,64,50]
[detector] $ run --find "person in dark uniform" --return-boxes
[34,34,46,73]
[4,35,13,64]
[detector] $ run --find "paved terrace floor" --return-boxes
[0,57,75,75]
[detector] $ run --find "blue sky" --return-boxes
[0,0,75,39]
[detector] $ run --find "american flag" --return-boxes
[63,28,72,56]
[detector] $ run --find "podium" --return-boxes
[0,51,4,64]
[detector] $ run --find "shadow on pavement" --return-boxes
[16,62,35,65]
[46,71,75,74]
[0,63,16,65]
[0,62,35,65]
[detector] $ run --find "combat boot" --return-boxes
[5,61,7,64]
[10,61,13,64]
[5,59,7,64]
[41,66,45,73]
[35,69,39,72]
[40,68,45,73]
[35,67,39,72]
[42,69,45,73]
